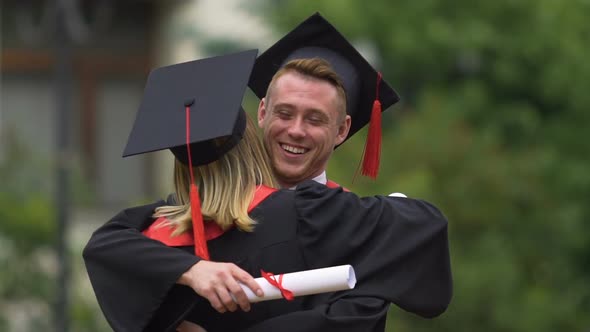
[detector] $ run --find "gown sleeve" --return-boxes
[82,200,201,332]
[240,296,389,332]
[291,180,453,322]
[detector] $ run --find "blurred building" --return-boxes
[1,0,272,210]
[1,1,272,329]
[2,1,157,209]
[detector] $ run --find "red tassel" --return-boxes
[190,183,209,260]
[361,100,382,179]
[359,72,383,179]
[186,105,209,260]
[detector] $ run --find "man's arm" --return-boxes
[240,296,389,332]
[294,180,453,318]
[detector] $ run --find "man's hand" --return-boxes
[178,260,263,313]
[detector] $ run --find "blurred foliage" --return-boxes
[0,133,56,252]
[0,134,106,330]
[259,1,590,331]
[0,136,56,329]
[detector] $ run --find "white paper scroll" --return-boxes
[240,264,356,303]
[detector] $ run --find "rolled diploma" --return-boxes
[241,264,356,303]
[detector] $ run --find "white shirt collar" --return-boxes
[288,171,327,189]
[311,171,327,185]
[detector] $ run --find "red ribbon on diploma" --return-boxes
[260,270,294,301]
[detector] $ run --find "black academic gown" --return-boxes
[83,180,452,332]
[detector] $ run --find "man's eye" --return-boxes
[276,110,291,118]
[307,115,326,124]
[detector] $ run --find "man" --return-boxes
[239,12,448,331]
[250,13,399,187]
[177,11,407,318]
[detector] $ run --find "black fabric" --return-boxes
[83,180,452,332]
[241,297,389,332]
[82,201,201,332]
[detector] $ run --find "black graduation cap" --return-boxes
[123,49,259,261]
[123,48,258,166]
[249,13,400,178]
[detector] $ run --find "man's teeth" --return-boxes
[281,144,306,154]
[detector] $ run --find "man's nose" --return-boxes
[287,118,306,139]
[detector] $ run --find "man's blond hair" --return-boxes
[266,58,347,121]
[154,115,278,234]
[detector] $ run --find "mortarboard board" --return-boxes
[123,49,259,260]
[249,13,400,178]
[123,48,258,166]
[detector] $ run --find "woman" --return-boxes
[83,50,451,332]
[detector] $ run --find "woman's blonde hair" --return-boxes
[153,115,278,235]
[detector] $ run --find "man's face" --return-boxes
[257,71,351,188]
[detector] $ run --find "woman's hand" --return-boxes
[178,260,263,313]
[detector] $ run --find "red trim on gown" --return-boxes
[326,180,349,192]
[143,181,348,247]
[143,185,277,247]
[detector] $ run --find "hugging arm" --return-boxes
[83,201,201,332]
[288,181,452,330]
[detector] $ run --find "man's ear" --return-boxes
[257,97,267,129]
[335,115,352,145]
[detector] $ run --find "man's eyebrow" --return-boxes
[271,102,295,110]
[271,103,329,120]
[307,109,329,119]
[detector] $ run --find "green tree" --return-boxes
[256,1,590,331]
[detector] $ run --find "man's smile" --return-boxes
[280,144,309,155]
